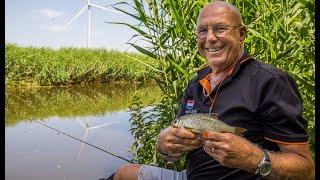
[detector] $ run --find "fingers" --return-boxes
[167,134,201,146]
[170,126,202,146]
[202,130,223,140]
[171,124,198,139]
[165,133,202,154]
[202,140,224,151]
[202,138,230,164]
[159,128,238,156]
[201,131,234,157]
[157,126,202,155]
[203,145,221,155]
[203,145,224,162]
[164,142,201,154]
[202,130,235,142]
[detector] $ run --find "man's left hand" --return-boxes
[202,130,262,171]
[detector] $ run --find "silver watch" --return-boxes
[255,148,272,176]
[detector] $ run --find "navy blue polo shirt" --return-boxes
[176,53,309,180]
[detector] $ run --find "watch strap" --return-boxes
[255,147,272,175]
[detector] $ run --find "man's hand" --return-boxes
[156,125,202,159]
[202,130,315,179]
[201,130,262,171]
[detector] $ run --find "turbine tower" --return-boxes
[76,117,114,160]
[64,0,120,48]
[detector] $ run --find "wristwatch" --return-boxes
[255,148,272,176]
[157,148,170,158]
[156,140,180,163]
[157,149,178,164]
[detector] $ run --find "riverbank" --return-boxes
[5,43,157,86]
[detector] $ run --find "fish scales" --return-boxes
[173,113,246,135]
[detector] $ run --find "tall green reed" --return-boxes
[113,0,210,169]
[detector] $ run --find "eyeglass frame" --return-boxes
[195,24,243,39]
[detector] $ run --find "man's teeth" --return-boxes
[207,48,221,52]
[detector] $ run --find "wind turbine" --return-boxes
[76,117,115,160]
[64,0,121,48]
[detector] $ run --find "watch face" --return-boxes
[260,162,272,176]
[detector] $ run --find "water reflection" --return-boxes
[5,83,161,180]
[76,117,118,160]
[5,83,161,126]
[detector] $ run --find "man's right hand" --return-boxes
[156,125,202,159]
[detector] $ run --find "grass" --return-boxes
[5,43,157,86]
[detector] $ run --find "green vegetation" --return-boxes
[5,0,314,166]
[5,43,156,86]
[5,83,162,127]
[114,0,315,168]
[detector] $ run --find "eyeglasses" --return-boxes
[196,24,242,39]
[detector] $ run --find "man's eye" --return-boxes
[215,26,227,31]
[197,29,207,33]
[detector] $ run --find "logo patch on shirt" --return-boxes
[186,99,194,110]
[185,99,196,114]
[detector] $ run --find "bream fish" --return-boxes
[172,113,247,135]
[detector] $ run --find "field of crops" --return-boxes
[5,43,156,86]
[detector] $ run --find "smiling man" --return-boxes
[112,1,315,180]
[196,2,245,75]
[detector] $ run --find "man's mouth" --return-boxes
[205,46,224,52]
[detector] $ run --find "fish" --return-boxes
[172,113,247,135]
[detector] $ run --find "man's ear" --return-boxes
[239,26,247,41]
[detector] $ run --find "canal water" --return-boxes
[5,83,161,180]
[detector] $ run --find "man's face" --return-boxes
[196,6,245,71]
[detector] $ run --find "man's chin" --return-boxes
[206,58,225,68]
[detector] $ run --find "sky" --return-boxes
[5,0,142,52]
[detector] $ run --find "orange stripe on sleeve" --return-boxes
[264,137,308,145]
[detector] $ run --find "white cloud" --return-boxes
[38,8,63,19]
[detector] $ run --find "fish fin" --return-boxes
[235,127,247,135]
[171,121,181,128]
[187,128,201,134]
[209,113,219,119]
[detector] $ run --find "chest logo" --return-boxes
[185,99,197,114]
[186,99,194,110]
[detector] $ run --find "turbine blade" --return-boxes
[64,6,87,27]
[80,121,86,128]
[89,3,121,14]
[88,122,113,130]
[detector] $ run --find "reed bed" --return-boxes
[5,43,157,86]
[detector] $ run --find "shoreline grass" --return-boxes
[5,43,157,86]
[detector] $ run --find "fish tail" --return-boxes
[235,127,247,135]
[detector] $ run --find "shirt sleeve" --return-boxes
[176,82,192,118]
[258,72,309,144]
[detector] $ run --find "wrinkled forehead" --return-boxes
[197,3,241,26]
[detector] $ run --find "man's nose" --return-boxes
[206,29,218,41]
